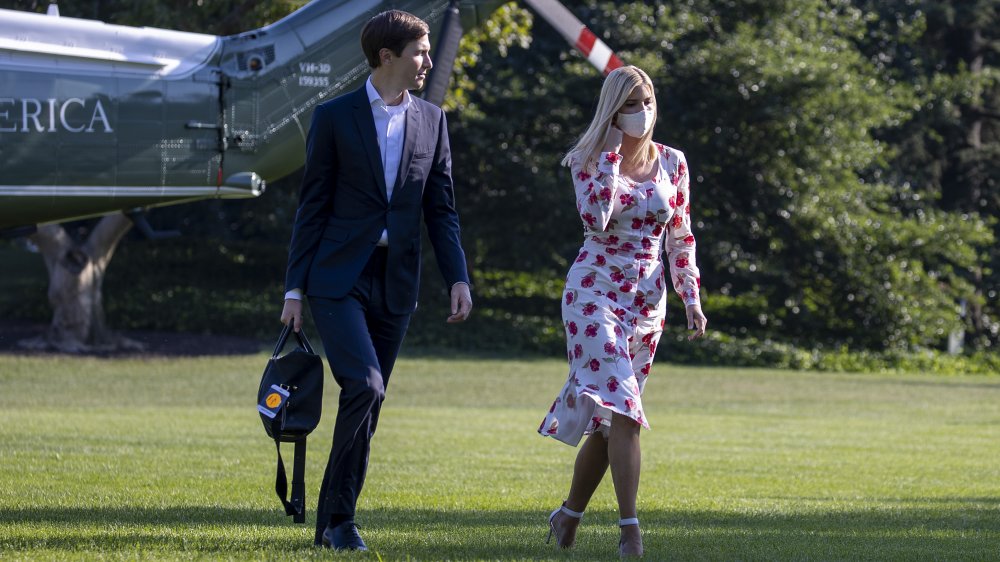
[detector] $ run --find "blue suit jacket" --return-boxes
[284,86,470,315]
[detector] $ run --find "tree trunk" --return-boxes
[20,214,142,353]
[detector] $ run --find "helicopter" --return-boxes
[0,0,622,237]
[0,0,623,351]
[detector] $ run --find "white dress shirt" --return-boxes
[285,77,410,302]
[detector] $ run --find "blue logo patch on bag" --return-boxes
[258,384,290,419]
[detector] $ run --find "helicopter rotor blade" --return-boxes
[522,0,624,75]
[423,0,463,107]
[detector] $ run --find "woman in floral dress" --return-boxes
[539,66,707,557]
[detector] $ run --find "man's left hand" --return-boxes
[447,283,473,323]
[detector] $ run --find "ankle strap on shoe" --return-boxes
[560,505,584,519]
[619,517,639,527]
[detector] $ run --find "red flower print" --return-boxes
[582,213,596,227]
[620,194,635,206]
[577,170,592,181]
[641,363,651,375]
[549,399,558,413]
[581,273,596,288]
[675,256,690,269]
[601,400,616,407]
[575,250,589,263]
[574,344,583,358]
[653,224,664,236]
[606,248,618,255]
[605,152,620,164]
[588,192,599,205]
[624,398,635,412]
[633,294,645,308]
[697,277,702,288]
[599,187,612,202]
[613,308,627,321]
[656,277,663,290]
[607,235,620,245]
[684,235,695,245]
[586,384,600,392]
[607,376,620,392]
[619,282,633,293]
[589,358,601,371]
[678,161,686,178]
[668,196,676,208]
[632,218,643,229]
[621,242,635,251]
[546,421,558,435]
[641,238,652,250]
[642,333,654,344]
[645,215,657,226]
[582,303,598,316]
[672,215,683,228]
[610,270,625,283]
[585,323,599,338]
[568,321,578,336]
[607,291,618,302]
[604,342,617,355]
[670,172,680,186]
[565,292,575,305]
[649,341,657,355]
[593,254,607,266]
[685,205,691,215]
[676,190,685,207]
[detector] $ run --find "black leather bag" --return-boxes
[257,324,323,523]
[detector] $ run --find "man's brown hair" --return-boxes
[360,10,430,68]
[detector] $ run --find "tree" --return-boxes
[853,0,1000,350]
[448,0,993,351]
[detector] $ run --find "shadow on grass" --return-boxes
[2,501,998,558]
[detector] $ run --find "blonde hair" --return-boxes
[561,66,658,172]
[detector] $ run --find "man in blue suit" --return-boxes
[280,9,472,551]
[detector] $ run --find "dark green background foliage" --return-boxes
[2,0,997,369]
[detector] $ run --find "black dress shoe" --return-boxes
[321,520,368,551]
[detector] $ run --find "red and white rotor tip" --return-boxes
[523,0,624,75]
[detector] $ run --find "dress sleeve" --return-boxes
[664,153,701,306]
[571,152,624,232]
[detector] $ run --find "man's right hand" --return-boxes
[280,298,303,333]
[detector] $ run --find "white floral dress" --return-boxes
[538,143,701,446]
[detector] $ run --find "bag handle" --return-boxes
[272,323,316,357]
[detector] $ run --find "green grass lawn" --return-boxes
[0,353,998,560]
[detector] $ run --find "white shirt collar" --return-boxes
[366,76,410,111]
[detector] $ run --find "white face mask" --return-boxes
[616,107,655,138]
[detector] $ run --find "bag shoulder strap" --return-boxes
[273,438,307,523]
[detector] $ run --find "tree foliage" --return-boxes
[2,0,995,361]
[449,0,993,352]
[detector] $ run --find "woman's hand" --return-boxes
[603,124,624,154]
[685,303,707,340]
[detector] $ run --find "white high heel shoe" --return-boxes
[619,517,643,558]
[546,502,584,548]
